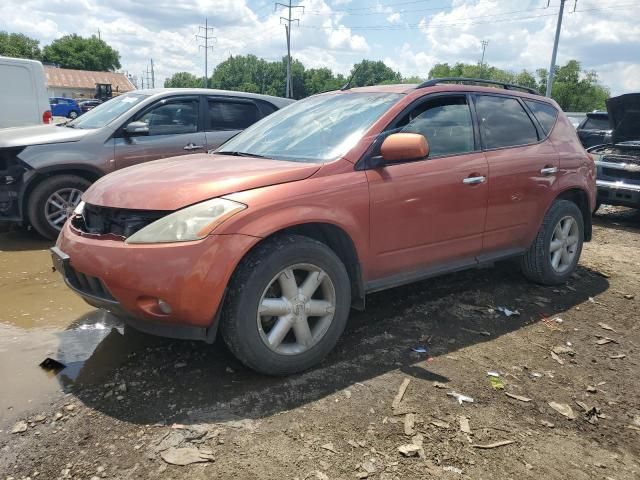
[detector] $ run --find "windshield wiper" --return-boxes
[216,151,269,159]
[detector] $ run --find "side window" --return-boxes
[137,99,199,136]
[208,100,259,131]
[395,96,475,157]
[524,100,559,135]
[475,95,539,149]
[50,98,58,105]
[583,116,610,130]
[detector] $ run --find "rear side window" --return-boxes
[582,116,610,131]
[208,100,259,130]
[525,100,559,135]
[395,96,475,157]
[475,95,539,149]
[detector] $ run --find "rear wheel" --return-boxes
[220,234,351,375]
[68,110,79,119]
[521,200,584,285]
[27,175,90,240]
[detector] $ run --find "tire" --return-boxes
[27,175,91,240]
[220,234,351,375]
[68,110,79,119]
[521,200,584,285]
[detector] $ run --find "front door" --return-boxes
[366,94,488,281]
[114,96,205,170]
[473,94,559,253]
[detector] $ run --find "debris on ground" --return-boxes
[596,337,617,345]
[497,306,520,317]
[505,392,532,402]
[160,447,214,466]
[598,322,616,332]
[548,402,577,420]
[488,373,505,390]
[443,466,464,474]
[459,416,471,434]
[320,443,338,454]
[392,378,411,410]
[433,381,447,389]
[411,346,427,353]
[472,440,515,449]
[397,443,421,457]
[431,419,450,429]
[403,413,415,436]
[38,357,66,372]
[11,421,28,434]
[447,392,474,405]
[609,353,626,359]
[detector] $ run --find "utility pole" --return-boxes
[196,18,216,89]
[140,72,144,89]
[546,0,576,97]
[97,29,101,41]
[275,1,304,98]
[150,58,155,89]
[479,40,489,78]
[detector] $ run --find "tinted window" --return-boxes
[208,101,258,130]
[525,100,558,135]
[138,99,199,136]
[583,116,610,131]
[476,95,539,149]
[396,96,475,157]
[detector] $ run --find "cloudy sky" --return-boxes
[2,0,639,94]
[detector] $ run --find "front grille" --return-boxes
[72,203,169,238]
[602,167,640,184]
[66,264,115,301]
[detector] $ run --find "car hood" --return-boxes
[84,154,322,210]
[0,124,90,148]
[607,93,640,144]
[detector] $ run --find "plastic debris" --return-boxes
[489,375,504,390]
[505,392,532,402]
[553,317,564,324]
[459,416,471,434]
[596,337,616,345]
[443,466,463,474]
[487,371,500,377]
[392,378,411,410]
[609,353,626,359]
[412,346,427,353]
[472,440,514,449]
[497,306,520,317]
[548,401,577,420]
[598,322,616,332]
[447,392,474,405]
[39,357,65,372]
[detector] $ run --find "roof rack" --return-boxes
[416,77,539,95]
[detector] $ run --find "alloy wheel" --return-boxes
[257,263,336,355]
[549,215,579,273]
[44,188,83,231]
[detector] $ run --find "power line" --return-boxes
[275,1,304,98]
[196,18,216,89]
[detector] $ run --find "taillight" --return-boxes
[43,110,52,124]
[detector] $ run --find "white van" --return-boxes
[0,56,51,128]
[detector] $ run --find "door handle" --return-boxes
[540,166,558,175]
[183,143,204,151]
[463,175,486,185]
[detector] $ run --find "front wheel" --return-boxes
[521,200,584,285]
[27,175,90,240]
[220,234,351,375]
[68,110,79,119]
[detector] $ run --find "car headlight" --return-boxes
[125,198,246,244]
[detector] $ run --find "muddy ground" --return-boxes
[0,207,639,480]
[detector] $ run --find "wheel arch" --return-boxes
[553,187,592,241]
[235,222,365,311]
[21,165,102,220]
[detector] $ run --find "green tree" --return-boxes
[164,72,203,88]
[0,31,41,59]
[550,60,609,111]
[349,60,402,87]
[42,34,121,71]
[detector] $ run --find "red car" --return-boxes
[53,78,596,375]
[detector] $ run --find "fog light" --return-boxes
[157,299,172,315]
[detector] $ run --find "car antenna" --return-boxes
[341,61,364,91]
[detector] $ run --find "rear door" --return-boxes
[474,94,559,255]
[204,97,261,150]
[114,96,206,169]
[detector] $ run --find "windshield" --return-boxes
[217,92,402,163]
[66,93,149,129]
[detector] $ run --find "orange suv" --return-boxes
[53,78,596,375]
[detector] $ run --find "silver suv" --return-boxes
[0,88,293,238]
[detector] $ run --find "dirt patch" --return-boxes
[0,207,639,479]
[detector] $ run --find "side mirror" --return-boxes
[379,133,429,164]
[125,121,149,136]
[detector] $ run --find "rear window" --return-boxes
[524,100,559,135]
[476,95,539,149]
[582,116,610,131]
[208,100,259,130]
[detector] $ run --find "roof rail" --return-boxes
[416,77,539,95]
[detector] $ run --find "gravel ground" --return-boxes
[0,206,639,480]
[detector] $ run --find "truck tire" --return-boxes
[27,175,90,240]
[220,234,351,375]
[521,200,584,285]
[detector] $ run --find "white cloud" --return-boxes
[386,12,401,24]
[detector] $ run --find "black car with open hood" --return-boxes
[588,93,640,210]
